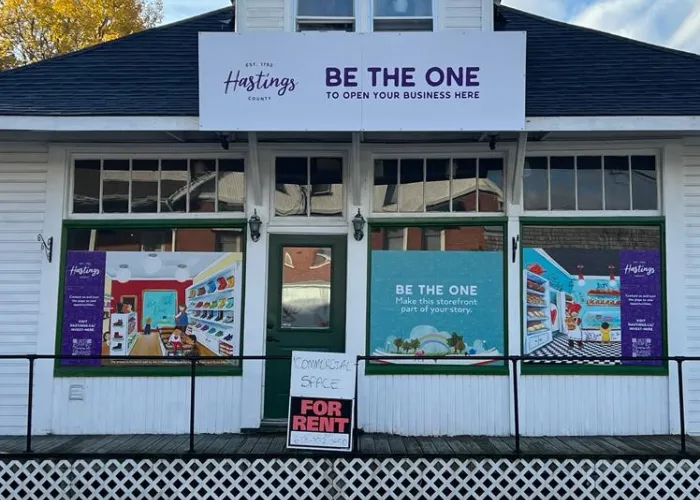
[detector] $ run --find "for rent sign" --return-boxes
[199,31,526,132]
[287,351,356,452]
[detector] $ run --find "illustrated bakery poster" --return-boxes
[369,250,504,366]
[522,248,662,365]
[60,250,243,367]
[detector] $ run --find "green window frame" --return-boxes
[54,219,247,377]
[519,217,668,376]
[365,218,509,375]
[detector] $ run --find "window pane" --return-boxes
[298,22,354,32]
[281,246,332,329]
[399,159,424,212]
[373,19,433,31]
[425,159,450,212]
[523,157,548,211]
[160,159,187,213]
[521,225,662,367]
[478,158,504,212]
[276,157,308,216]
[577,156,603,210]
[452,158,477,212]
[218,159,245,213]
[102,160,129,213]
[374,159,398,212]
[131,159,158,214]
[298,0,353,16]
[215,230,244,252]
[375,0,433,16]
[189,160,216,213]
[549,156,575,210]
[310,157,343,217]
[369,225,505,368]
[604,156,631,210]
[370,227,404,250]
[632,156,658,210]
[73,160,100,214]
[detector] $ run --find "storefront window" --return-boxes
[374,157,504,214]
[58,225,245,373]
[275,157,343,217]
[521,224,664,370]
[72,158,245,215]
[368,224,506,372]
[523,155,658,212]
[374,0,433,31]
[297,0,354,32]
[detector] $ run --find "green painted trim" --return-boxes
[518,219,669,376]
[368,217,508,227]
[364,221,510,376]
[54,219,248,378]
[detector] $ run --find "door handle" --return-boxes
[267,320,274,330]
[267,336,280,343]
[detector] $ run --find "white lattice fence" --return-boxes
[2,458,700,499]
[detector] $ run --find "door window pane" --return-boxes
[281,246,332,329]
[310,157,343,217]
[604,156,631,210]
[523,157,548,211]
[452,158,477,212]
[549,156,575,210]
[73,160,100,214]
[131,159,158,214]
[102,160,129,213]
[478,158,504,212]
[189,160,216,213]
[425,159,450,212]
[577,156,603,211]
[276,157,308,216]
[160,159,188,213]
[374,159,398,213]
[632,156,658,210]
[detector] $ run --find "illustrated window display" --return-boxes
[368,224,506,369]
[59,227,244,369]
[521,224,663,367]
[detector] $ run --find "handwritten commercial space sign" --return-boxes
[199,32,526,131]
[287,351,356,452]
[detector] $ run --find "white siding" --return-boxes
[238,0,286,32]
[0,145,48,435]
[438,0,483,31]
[50,377,243,434]
[683,140,700,433]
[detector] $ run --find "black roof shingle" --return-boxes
[0,5,697,118]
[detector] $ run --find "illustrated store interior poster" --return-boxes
[522,247,662,365]
[369,250,505,366]
[61,251,243,367]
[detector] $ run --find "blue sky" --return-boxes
[162,0,700,54]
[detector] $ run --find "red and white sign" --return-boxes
[287,351,356,452]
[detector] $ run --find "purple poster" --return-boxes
[61,251,106,366]
[620,250,662,365]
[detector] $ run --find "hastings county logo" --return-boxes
[223,62,296,102]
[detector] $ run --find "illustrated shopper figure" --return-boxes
[566,302,583,349]
[175,305,189,330]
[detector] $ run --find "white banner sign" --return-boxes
[199,31,526,132]
[287,351,356,452]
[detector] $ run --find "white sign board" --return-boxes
[199,31,526,132]
[287,351,356,452]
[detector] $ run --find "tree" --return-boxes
[446,332,464,354]
[409,339,420,352]
[392,337,404,354]
[0,0,163,69]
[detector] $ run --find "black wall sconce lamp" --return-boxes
[248,209,262,242]
[352,209,366,241]
[37,234,53,263]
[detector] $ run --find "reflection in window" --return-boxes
[522,154,658,212]
[374,0,433,31]
[297,0,354,31]
[275,157,343,217]
[372,225,503,252]
[373,157,504,213]
[281,247,332,329]
[72,158,245,214]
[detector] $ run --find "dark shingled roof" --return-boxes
[0,5,698,118]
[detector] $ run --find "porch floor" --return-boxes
[0,433,697,458]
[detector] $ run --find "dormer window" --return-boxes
[374,0,433,32]
[297,0,355,32]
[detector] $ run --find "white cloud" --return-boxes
[501,0,568,21]
[163,0,227,25]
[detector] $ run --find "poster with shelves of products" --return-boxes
[369,250,504,366]
[521,230,663,366]
[60,250,243,368]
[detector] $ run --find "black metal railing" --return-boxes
[1,353,695,455]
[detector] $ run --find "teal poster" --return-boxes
[369,251,504,366]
